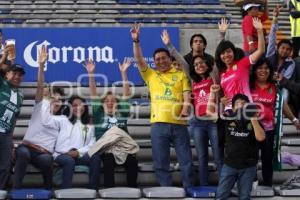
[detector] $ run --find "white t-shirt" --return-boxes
[23,100,62,153]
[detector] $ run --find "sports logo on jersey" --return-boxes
[164,88,172,96]
[172,75,178,81]
[199,89,206,97]
[247,123,253,131]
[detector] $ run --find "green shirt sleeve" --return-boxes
[118,99,131,118]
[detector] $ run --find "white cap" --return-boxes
[243,3,261,11]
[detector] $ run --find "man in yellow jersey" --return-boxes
[131,24,194,188]
[290,0,300,57]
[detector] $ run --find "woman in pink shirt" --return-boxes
[250,57,300,186]
[215,18,265,110]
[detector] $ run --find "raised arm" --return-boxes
[130,23,148,71]
[251,117,266,141]
[35,45,48,102]
[84,59,97,99]
[250,18,265,64]
[266,5,281,58]
[206,84,220,120]
[119,57,131,98]
[218,18,229,41]
[161,29,190,78]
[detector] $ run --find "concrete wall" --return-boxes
[179,28,243,57]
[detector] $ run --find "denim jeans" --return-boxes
[191,118,223,185]
[13,144,53,189]
[55,153,90,188]
[0,134,12,189]
[150,122,194,188]
[216,164,256,200]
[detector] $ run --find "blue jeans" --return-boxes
[151,122,194,188]
[55,154,90,188]
[216,164,256,200]
[13,144,53,189]
[191,118,223,185]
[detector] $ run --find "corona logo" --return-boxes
[23,40,114,70]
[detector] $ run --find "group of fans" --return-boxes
[0,1,300,199]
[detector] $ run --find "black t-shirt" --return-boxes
[223,110,259,169]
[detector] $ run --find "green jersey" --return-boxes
[0,76,23,134]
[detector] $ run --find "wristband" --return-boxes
[133,39,139,43]
[292,118,299,123]
[248,41,254,45]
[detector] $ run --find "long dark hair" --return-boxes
[250,57,275,90]
[63,95,90,125]
[215,40,238,73]
[190,55,213,82]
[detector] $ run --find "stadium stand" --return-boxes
[0,0,299,199]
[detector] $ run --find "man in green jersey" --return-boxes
[0,64,24,189]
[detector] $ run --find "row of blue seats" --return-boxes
[120,8,225,14]
[118,0,220,5]
[118,18,222,24]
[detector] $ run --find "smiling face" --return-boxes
[71,98,85,119]
[193,57,208,75]
[103,94,118,115]
[255,62,270,83]
[220,48,235,66]
[5,71,24,87]
[154,51,172,73]
[278,43,292,59]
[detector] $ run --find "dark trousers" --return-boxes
[13,144,53,189]
[55,154,90,189]
[102,153,138,188]
[293,37,300,58]
[0,134,13,189]
[258,130,275,186]
[88,151,102,190]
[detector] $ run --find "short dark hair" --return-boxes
[277,39,293,49]
[190,34,207,48]
[190,55,213,82]
[232,93,250,108]
[153,48,171,59]
[64,95,90,125]
[52,86,65,97]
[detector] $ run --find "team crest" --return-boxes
[268,87,273,94]
[229,122,236,127]
[247,123,253,131]
[172,75,178,81]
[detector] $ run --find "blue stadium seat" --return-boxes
[139,0,160,4]
[143,9,163,14]
[201,0,220,5]
[1,18,23,24]
[186,18,210,24]
[164,19,185,24]
[118,18,142,23]
[0,9,11,14]
[206,9,226,14]
[164,9,184,14]
[184,9,205,14]
[119,9,142,14]
[143,18,162,23]
[118,0,138,4]
[181,0,201,5]
[160,0,179,4]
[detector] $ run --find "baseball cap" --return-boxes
[8,64,25,75]
[243,3,261,11]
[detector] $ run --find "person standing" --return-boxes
[131,24,194,188]
[289,0,300,57]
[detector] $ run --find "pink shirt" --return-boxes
[251,83,276,131]
[192,78,214,117]
[220,56,253,109]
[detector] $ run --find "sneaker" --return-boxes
[280,175,300,190]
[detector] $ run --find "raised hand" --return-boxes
[38,45,48,65]
[161,29,171,45]
[119,57,131,73]
[273,5,282,17]
[218,18,229,33]
[210,84,220,93]
[83,58,95,74]
[253,18,263,31]
[130,23,141,41]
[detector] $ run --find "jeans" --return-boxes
[191,118,223,185]
[216,164,256,200]
[102,153,138,188]
[258,130,274,186]
[0,134,12,189]
[55,153,90,188]
[151,122,194,188]
[13,145,53,189]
